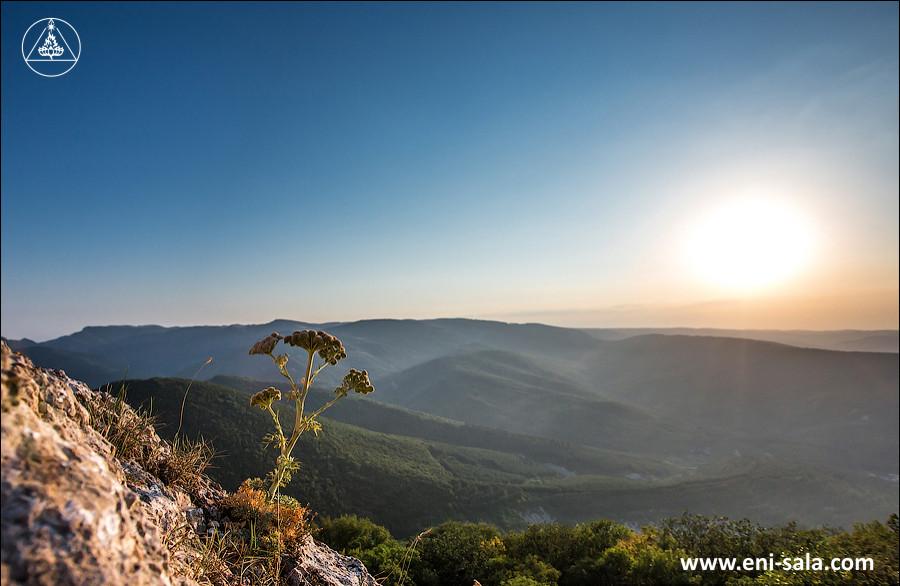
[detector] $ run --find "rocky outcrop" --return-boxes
[1,341,182,585]
[284,535,377,586]
[0,342,376,585]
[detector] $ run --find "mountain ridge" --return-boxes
[5,317,895,532]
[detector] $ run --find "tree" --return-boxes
[413,522,506,586]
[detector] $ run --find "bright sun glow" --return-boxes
[684,198,816,293]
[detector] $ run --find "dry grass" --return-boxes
[81,382,303,584]
[162,434,216,492]
[162,520,282,586]
[86,382,158,462]
[191,528,275,586]
[82,381,215,493]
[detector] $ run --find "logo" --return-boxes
[22,18,81,77]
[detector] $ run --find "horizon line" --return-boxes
[3,316,898,344]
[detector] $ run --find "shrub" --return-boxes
[598,532,696,585]
[317,515,419,584]
[412,521,507,586]
[318,515,394,552]
[224,478,311,550]
[498,555,561,586]
[502,519,631,586]
[502,576,555,586]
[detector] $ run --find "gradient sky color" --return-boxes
[2,2,898,340]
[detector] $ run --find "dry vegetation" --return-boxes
[81,380,320,584]
[82,382,215,493]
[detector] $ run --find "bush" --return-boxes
[598,532,696,585]
[318,515,393,552]
[498,554,561,586]
[223,478,311,551]
[503,520,631,586]
[317,515,424,585]
[412,522,507,586]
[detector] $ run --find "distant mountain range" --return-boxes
[3,318,897,531]
[584,327,899,353]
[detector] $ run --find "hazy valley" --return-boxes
[6,318,897,536]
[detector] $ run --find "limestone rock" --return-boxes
[283,535,378,586]
[1,342,377,585]
[1,341,188,585]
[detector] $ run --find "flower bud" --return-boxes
[338,368,374,395]
[284,329,347,365]
[250,386,282,409]
[249,332,283,355]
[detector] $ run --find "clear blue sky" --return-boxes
[2,2,898,340]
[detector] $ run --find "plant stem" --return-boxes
[307,396,341,421]
[267,349,315,500]
[289,349,315,452]
[175,357,213,439]
[265,406,285,449]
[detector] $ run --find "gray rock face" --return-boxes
[1,342,376,586]
[1,341,185,585]
[284,535,378,586]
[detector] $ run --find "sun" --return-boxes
[683,198,815,293]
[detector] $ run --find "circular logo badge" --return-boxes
[22,18,81,77]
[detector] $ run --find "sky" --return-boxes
[1,2,898,341]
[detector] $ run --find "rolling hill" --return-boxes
[210,374,674,478]
[14,344,124,385]
[10,318,897,531]
[25,319,597,386]
[583,327,900,353]
[115,377,675,535]
[375,350,710,456]
[577,334,899,473]
[114,377,898,534]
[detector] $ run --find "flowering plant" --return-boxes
[248,329,374,500]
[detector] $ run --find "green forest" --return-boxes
[110,373,899,585]
[316,513,899,585]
